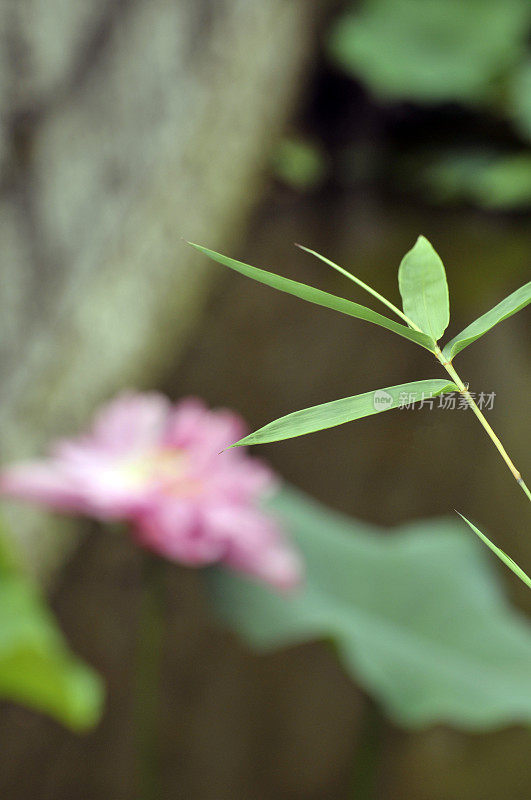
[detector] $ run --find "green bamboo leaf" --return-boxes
[188,243,436,351]
[232,379,457,447]
[398,236,450,341]
[457,513,531,590]
[442,282,531,361]
[210,487,531,728]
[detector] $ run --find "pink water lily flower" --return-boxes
[0,394,302,590]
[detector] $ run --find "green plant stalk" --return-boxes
[316,246,531,501]
[434,347,531,503]
[326,249,530,501]
[135,552,165,800]
[348,699,385,800]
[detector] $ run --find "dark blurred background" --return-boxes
[0,0,530,797]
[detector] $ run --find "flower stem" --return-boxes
[434,347,531,503]
[348,699,385,799]
[135,552,165,800]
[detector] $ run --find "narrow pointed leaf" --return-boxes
[398,236,450,341]
[189,243,436,351]
[457,513,531,590]
[296,244,413,326]
[443,282,531,361]
[232,379,457,447]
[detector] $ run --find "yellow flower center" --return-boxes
[124,448,202,496]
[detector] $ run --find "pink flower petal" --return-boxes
[166,400,247,455]
[135,500,225,565]
[91,392,171,454]
[202,504,303,590]
[205,456,277,503]
[0,462,86,513]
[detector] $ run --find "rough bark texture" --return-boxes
[0,0,324,575]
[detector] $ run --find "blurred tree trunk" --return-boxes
[0,0,326,575]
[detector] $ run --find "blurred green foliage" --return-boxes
[211,487,531,730]
[510,59,531,139]
[418,150,531,209]
[326,0,531,209]
[273,138,327,190]
[0,522,103,731]
[327,0,530,105]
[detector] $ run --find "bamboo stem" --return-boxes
[434,347,531,503]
